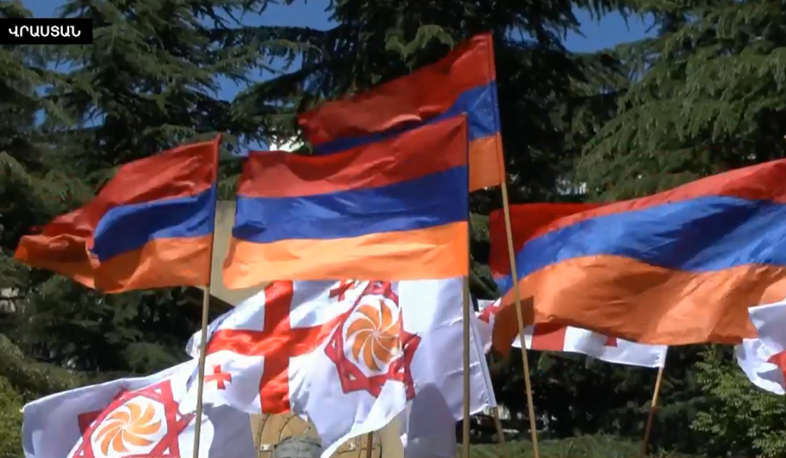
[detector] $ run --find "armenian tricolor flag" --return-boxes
[15,137,220,292]
[298,33,503,191]
[488,159,786,353]
[223,116,470,287]
[489,202,600,295]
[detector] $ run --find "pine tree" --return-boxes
[0,0,86,300]
[578,0,786,200]
[692,345,786,458]
[0,0,94,367]
[9,0,309,374]
[0,1,108,428]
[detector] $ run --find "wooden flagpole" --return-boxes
[498,167,540,458]
[462,275,472,458]
[192,145,220,458]
[641,364,666,457]
[483,30,539,452]
[191,285,215,458]
[492,409,506,444]
[364,432,374,458]
[460,112,473,458]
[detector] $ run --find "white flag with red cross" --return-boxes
[736,300,786,395]
[475,299,668,368]
[186,278,494,458]
[22,359,256,458]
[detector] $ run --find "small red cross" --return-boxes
[204,364,232,390]
[206,281,341,412]
[329,280,360,301]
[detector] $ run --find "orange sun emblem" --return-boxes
[346,300,402,372]
[324,281,420,399]
[93,400,162,456]
[71,380,193,458]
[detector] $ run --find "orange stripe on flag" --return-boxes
[469,134,504,191]
[14,231,96,289]
[95,236,212,292]
[223,222,469,287]
[491,255,786,354]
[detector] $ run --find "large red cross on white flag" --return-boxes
[201,280,358,412]
[189,277,498,458]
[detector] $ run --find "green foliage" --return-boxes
[490,346,706,454]
[0,332,139,458]
[0,333,87,401]
[692,346,786,458]
[466,435,686,458]
[0,333,121,458]
[19,278,197,372]
[578,0,786,200]
[0,376,23,458]
[0,0,84,297]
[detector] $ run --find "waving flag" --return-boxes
[22,360,255,458]
[489,159,786,353]
[476,299,667,368]
[398,311,498,458]
[185,278,493,457]
[298,33,503,191]
[15,137,219,292]
[223,117,469,287]
[736,299,786,395]
[489,202,600,294]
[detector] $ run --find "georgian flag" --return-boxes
[185,278,495,458]
[476,299,668,368]
[736,300,786,395]
[22,360,255,458]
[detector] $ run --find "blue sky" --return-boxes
[24,0,655,104]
